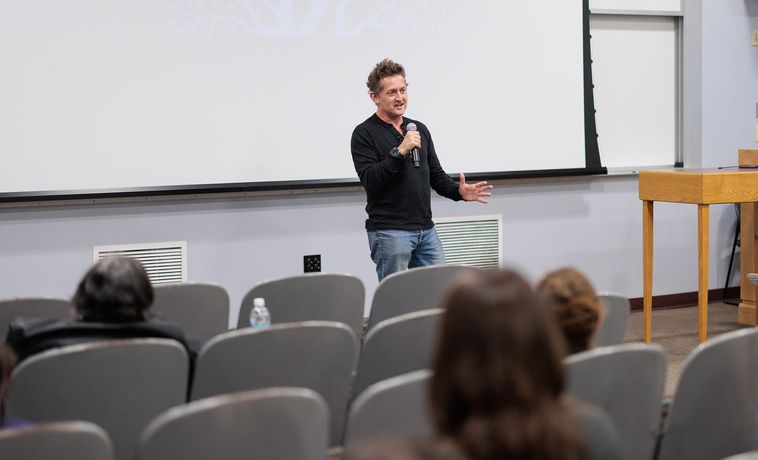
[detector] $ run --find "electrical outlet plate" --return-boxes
[304,254,321,273]
[753,29,758,46]
[755,125,758,143]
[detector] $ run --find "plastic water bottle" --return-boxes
[249,297,271,329]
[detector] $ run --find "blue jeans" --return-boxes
[367,227,446,281]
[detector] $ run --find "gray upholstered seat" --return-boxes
[191,321,359,446]
[152,282,229,341]
[237,273,364,338]
[139,388,328,460]
[565,342,666,460]
[0,297,73,340]
[594,293,631,347]
[7,338,189,460]
[353,309,443,398]
[721,450,758,460]
[0,421,114,460]
[366,264,476,332]
[344,369,433,454]
[658,328,758,460]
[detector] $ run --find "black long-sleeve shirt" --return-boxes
[351,114,461,230]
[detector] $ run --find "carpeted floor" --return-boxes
[624,301,750,397]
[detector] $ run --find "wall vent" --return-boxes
[93,241,187,285]
[434,215,502,270]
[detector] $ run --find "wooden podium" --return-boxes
[639,156,758,343]
[739,150,758,325]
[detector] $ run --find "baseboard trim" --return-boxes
[628,287,740,311]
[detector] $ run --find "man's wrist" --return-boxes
[390,147,403,159]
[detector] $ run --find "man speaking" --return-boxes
[351,59,492,281]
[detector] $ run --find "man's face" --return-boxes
[370,75,408,120]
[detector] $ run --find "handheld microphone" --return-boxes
[406,122,420,168]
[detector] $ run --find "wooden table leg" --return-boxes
[698,204,709,342]
[643,200,654,343]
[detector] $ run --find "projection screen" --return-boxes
[0,1,597,201]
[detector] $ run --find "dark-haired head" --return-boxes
[537,267,604,354]
[430,269,582,460]
[73,257,153,322]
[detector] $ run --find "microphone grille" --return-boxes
[406,122,417,132]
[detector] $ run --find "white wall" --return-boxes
[0,175,741,322]
[701,0,758,167]
[699,0,758,310]
[1,0,755,323]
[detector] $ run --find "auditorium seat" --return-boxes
[237,273,364,338]
[7,338,189,460]
[565,342,666,460]
[190,321,358,446]
[366,264,477,332]
[0,421,113,460]
[344,370,432,454]
[152,282,229,342]
[139,387,328,460]
[353,309,442,398]
[658,328,758,460]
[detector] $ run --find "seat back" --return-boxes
[565,343,666,460]
[7,339,189,460]
[0,421,114,460]
[0,297,73,339]
[191,321,359,446]
[344,370,433,454]
[722,451,758,460]
[152,282,229,341]
[594,293,631,347]
[139,388,328,460]
[658,328,758,460]
[367,265,476,332]
[237,273,365,338]
[353,309,443,398]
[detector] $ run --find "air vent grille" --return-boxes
[434,215,502,270]
[93,241,187,285]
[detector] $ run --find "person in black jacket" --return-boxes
[6,257,196,362]
[351,58,492,281]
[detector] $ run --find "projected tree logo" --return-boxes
[167,0,441,37]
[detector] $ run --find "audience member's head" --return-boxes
[0,344,17,425]
[73,257,154,322]
[537,267,604,354]
[430,269,583,460]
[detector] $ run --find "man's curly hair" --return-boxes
[367,58,406,95]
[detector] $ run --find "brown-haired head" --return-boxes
[430,269,583,460]
[0,344,18,424]
[537,267,604,354]
[73,257,153,322]
[366,58,406,95]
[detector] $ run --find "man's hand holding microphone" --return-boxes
[398,123,421,168]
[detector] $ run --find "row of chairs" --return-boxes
[0,292,630,447]
[567,327,758,460]
[1,370,433,460]
[0,266,631,346]
[7,326,758,460]
[4,307,443,460]
[351,327,758,460]
[0,388,331,460]
[0,265,474,342]
[0,266,633,459]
